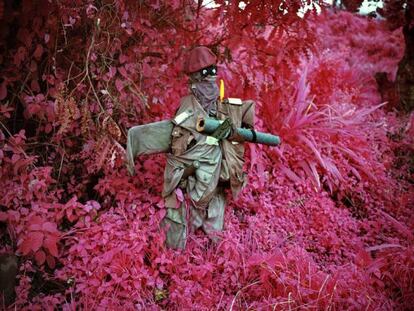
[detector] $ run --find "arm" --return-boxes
[228,100,256,143]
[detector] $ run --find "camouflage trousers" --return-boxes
[162,187,226,249]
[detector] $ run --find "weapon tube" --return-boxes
[196,117,281,146]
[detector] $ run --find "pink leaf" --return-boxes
[20,232,44,255]
[28,223,42,231]
[19,238,32,255]
[44,236,59,257]
[279,165,301,183]
[380,210,414,240]
[299,135,326,169]
[308,160,320,189]
[42,222,58,233]
[366,244,404,252]
[46,254,56,269]
[30,232,44,252]
[35,250,46,265]
[29,215,44,225]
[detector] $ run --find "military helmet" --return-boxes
[183,46,217,74]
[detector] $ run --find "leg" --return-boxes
[191,205,206,232]
[161,202,187,249]
[202,187,226,238]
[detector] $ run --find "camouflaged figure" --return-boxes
[162,46,255,249]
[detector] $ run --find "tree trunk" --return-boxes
[396,14,414,112]
[0,254,18,306]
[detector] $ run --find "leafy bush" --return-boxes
[0,1,413,310]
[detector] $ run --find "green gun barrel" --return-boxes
[196,117,281,146]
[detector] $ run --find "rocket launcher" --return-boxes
[196,117,281,146]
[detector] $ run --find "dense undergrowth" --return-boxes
[0,1,413,310]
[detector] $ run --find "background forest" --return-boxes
[0,0,413,310]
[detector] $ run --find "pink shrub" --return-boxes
[0,3,413,311]
[18,216,60,268]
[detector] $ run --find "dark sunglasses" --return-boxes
[200,65,218,77]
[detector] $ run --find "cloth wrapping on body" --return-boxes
[126,94,256,249]
[126,120,173,175]
[162,95,222,210]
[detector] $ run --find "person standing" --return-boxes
[162,46,255,249]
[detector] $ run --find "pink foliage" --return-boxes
[0,2,413,311]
